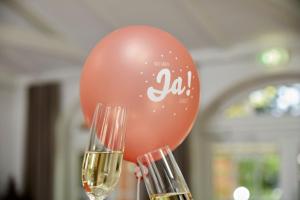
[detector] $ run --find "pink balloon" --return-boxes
[80,26,200,162]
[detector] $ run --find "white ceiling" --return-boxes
[0,0,299,78]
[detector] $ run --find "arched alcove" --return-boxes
[192,73,300,200]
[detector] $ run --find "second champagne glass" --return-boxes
[82,103,127,200]
[137,146,193,200]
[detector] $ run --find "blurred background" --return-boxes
[0,0,300,200]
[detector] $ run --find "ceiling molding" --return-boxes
[82,0,118,29]
[0,25,85,63]
[266,0,300,23]
[0,69,24,87]
[1,0,58,35]
[191,32,300,63]
[20,66,81,86]
[179,0,226,46]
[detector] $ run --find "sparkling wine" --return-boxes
[82,151,123,199]
[150,192,193,200]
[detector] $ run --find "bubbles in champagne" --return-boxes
[82,151,123,199]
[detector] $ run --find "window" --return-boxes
[225,84,300,118]
[213,143,281,200]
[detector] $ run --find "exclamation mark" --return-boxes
[186,71,192,96]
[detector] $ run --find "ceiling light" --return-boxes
[258,48,289,67]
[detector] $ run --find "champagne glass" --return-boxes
[137,146,193,200]
[82,103,127,200]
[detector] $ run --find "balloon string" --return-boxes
[136,176,141,200]
[135,166,143,200]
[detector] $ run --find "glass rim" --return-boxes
[136,145,172,162]
[94,102,127,110]
[87,102,127,152]
[136,145,191,197]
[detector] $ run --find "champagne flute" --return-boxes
[137,146,193,200]
[82,103,127,200]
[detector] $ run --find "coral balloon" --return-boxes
[80,26,200,162]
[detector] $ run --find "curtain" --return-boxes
[24,83,60,200]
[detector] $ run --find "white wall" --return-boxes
[0,68,81,196]
[0,81,27,194]
[0,72,81,196]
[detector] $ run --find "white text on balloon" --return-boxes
[147,68,192,102]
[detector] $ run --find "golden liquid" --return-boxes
[150,192,193,200]
[82,151,123,198]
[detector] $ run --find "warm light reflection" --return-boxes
[249,90,265,107]
[225,104,248,118]
[249,86,276,108]
[233,186,250,200]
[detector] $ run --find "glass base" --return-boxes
[87,194,105,200]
